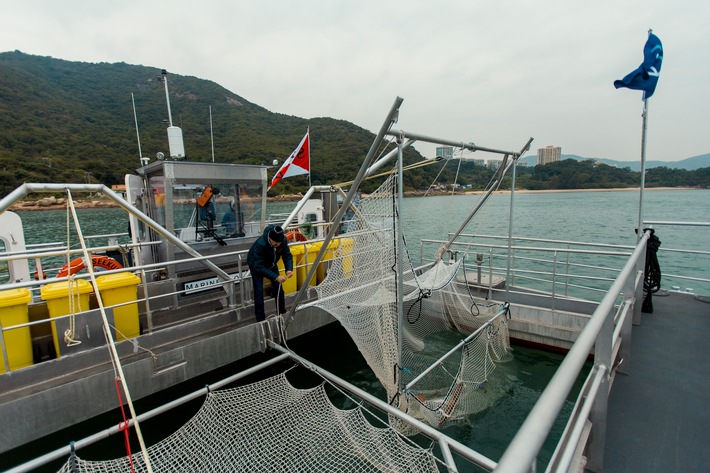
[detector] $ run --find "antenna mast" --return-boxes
[131,93,148,166]
[159,70,185,159]
[210,105,215,162]
[161,69,173,126]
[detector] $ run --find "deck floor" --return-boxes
[603,291,710,473]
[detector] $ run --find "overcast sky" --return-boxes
[1,0,708,162]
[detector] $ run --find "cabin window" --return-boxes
[148,176,166,227]
[171,182,264,239]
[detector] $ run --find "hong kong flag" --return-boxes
[269,131,310,189]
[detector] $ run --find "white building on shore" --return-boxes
[537,146,561,165]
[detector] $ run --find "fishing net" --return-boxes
[59,371,439,472]
[315,175,512,430]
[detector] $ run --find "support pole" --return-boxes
[395,136,405,395]
[506,154,515,292]
[637,98,649,240]
[284,97,404,329]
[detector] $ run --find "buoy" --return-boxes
[285,230,308,242]
[57,255,123,278]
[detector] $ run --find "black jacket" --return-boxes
[247,225,294,280]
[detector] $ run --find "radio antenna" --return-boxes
[131,93,148,166]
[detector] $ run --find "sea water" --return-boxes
[2,189,708,471]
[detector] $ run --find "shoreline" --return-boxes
[8,186,702,211]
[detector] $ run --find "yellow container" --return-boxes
[276,257,297,294]
[0,288,33,373]
[335,238,355,278]
[289,244,305,290]
[303,243,320,288]
[40,279,93,357]
[310,240,338,284]
[96,273,141,341]
[287,243,316,290]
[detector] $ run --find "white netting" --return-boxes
[59,371,440,472]
[316,175,512,429]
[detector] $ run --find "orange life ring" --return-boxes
[57,255,123,278]
[285,230,308,242]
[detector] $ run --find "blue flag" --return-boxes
[614,32,663,99]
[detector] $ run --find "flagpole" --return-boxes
[637,97,648,240]
[307,127,311,188]
[636,28,654,241]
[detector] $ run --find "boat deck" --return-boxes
[603,291,710,472]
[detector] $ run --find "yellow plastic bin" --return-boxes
[303,243,320,288]
[308,242,324,283]
[96,273,141,341]
[310,241,338,284]
[288,243,305,290]
[0,288,33,373]
[40,279,93,357]
[288,243,316,290]
[276,258,297,294]
[336,237,355,278]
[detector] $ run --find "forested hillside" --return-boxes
[1,51,708,197]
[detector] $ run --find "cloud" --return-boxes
[2,0,709,162]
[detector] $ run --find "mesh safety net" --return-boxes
[315,174,512,430]
[59,372,440,472]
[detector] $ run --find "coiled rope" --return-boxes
[642,229,662,313]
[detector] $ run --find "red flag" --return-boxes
[269,131,310,189]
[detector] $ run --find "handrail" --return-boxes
[494,229,650,472]
[643,220,710,227]
[0,183,232,284]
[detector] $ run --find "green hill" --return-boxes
[0,51,398,194]
[1,51,708,196]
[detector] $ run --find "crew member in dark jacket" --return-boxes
[247,225,293,321]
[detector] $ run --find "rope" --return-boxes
[63,275,82,347]
[461,259,481,316]
[450,148,464,196]
[114,377,135,473]
[423,159,449,197]
[65,190,154,473]
[642,229,662,313]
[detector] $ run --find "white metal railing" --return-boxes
[495,229,650,472]
[420,236,634,304]
[419,227,710,303]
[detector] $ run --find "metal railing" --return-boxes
[495,229,649,472]
[420,235,635,304]
[642,220,710,293]
[0,234,345,374]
